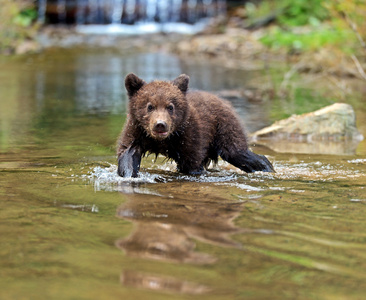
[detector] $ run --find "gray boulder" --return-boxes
[251,103,364,155]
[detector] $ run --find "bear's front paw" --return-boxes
[117,146,142,178]
[117,163,136,178]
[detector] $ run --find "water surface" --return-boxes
[1,49,366,300]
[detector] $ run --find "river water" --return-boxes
[1,48,366,299]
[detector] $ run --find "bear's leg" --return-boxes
[221,149,274,173]
[176,157,205,175]
[177,164,205,175]
[117,146,142,177]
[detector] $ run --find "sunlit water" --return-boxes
[1,48,366,299]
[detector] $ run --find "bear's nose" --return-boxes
[154,121,168,133]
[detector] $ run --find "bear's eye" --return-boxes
[167,104,174,113]
[147,104,154,112]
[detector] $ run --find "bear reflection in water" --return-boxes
[116,190,244,263]
[116,186,248,293]
[117,73,274,178]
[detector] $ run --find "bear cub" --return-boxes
[117,73,274,177]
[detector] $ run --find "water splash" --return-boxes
[84,162,243,192]
[82,157,366,194]
[347,158,366,164]
[37,0,47,23]
[57,0,67,22]
[75,19,210,35]
[85,165,166,186]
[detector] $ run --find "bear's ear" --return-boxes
[125,73,145,97]
[172,74,189,94]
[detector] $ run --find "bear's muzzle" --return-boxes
[152,120,169,139]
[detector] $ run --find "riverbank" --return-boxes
[32,22,366,81]
[35,25,183,53]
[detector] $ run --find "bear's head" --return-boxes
[125,73,189,140]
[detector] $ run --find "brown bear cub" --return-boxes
[117,73,274,177]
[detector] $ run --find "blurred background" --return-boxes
[1,0,365,152]
[2,0,366,98]
[2,0,366,59]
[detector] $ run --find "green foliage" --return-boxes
[325,0,366,48]
[245,1,278,21]
[245,0,329,27]
[277,0,329,27]
[0,0,38,54]
[250,0,363,54]
[260,25,354,52]
[13,7,37,27]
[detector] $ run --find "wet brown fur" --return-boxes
[117,73,274,177]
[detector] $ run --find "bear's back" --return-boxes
[186,90,240,125]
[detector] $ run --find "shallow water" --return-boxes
[1,48,366,300]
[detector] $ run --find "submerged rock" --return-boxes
[251,103,364,155]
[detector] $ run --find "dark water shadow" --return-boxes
[115,183,248,294]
